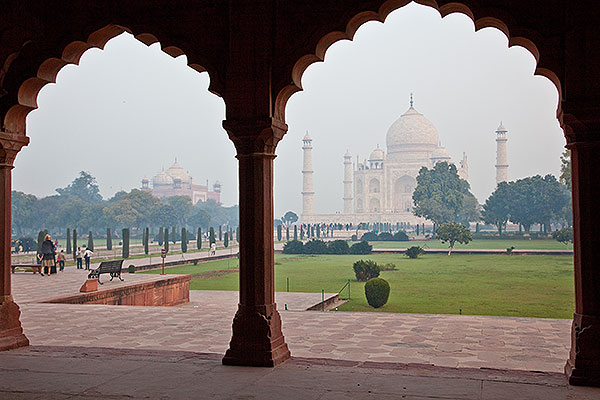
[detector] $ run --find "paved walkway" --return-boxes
[2,346,599,400]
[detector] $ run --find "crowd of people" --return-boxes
[35,234,93,276]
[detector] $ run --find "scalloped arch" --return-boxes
[3,24,221,135]
[274,0,562,123]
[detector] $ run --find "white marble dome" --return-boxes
[431,147,451,162]
[153,171,173,185]
[386,106,439,152]
[369,146,385,161]
[166,161,192,184]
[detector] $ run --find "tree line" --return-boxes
[12,171,238,236]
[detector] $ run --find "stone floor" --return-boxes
[1,346,599,399]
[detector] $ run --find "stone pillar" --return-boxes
[565,123,600,386]
[221,118,290,367]
[343,151,353,214]
[495,123,508,185]
[301,133,314,218]
[0,131,29,351]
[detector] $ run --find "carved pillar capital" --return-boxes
[0,131,29,167]
[222,117,287,156]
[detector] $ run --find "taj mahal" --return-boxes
[301,96,508,226]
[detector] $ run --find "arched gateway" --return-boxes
[0,0,599,387]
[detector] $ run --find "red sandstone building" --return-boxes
[141,159,221,205]
[0,0,599,388]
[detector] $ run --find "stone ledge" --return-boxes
[43,275,191,306]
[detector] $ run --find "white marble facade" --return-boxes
[302,99,468,226]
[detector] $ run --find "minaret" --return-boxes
[459,152,469,181]
[495,123,508,184]
[343,151,353,214]
[301,132,315,217]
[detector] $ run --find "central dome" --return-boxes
[386,106,439,152]
[166,161,192,184]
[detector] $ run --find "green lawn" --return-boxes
[142,253,574,319]
[369,239,573,250]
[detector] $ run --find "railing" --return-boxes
[338,279,351,300]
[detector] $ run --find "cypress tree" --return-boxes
[235,227,239,242]
[300,226,304,240]
[158,227,164,246]
[197,227,202,250]
[294,225,297,240]
[164,229,170,252]
[107,228,112,250]
[181,228,187,253]
[144,227,149,254]
[122,228,130,258]
[73,229,77,260]
[37,230,45,255]
[316,225,321,238]
[224,232,229,248]
[286,226,290,240]
[66,228,72,254]
[277,225,282,241]
[219,225,222,241]
[416,224,420,236]
[172,226,176,243]
[87,231,94,251]
[209,227,215,245]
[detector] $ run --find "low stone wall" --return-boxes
[133,254,237,272]
[45,275,191,306]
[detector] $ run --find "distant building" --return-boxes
[141,159,221,205]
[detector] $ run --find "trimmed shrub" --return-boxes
[405,246,424,259]
[128,265,135,274]
[380,263,397,271]
[197,227,202,250]
[144,227,149,254]
[277,225,282,241]
[282,240,304,254]
[360,231,379,241]
[350,241,372,255]
[164,229,169,252]
[37,230,45,255]
[327,240,350,255]
[218,225,222,241]
[66,228,72,254]
[303,239,329,254]
[209,227,215,245]
[351,234,357,241]
[73,229,77,260]
[286,227,290,241]
[88,231,94,251]
[181,228,187,253]
[293,225,298,240]
[107,228,113,250]
[158,227,164,246]
[365,278,390,308]
[122,228,130,258]
[377,232,394,241]
[353,259,380,282]
[224,232,229,248]
[392,231,409,241]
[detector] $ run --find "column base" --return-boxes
[222,303,290,367]
[0,299,29,351]
[565,313,600,387]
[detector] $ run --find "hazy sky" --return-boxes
[14,3,564,217]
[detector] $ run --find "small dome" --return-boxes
[430,147,451,161]
[386,106,439,153]
[153,171,173,185]
[369,146,385,161]
[141,176,149,183]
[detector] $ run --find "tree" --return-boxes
[151,204,178,228]
[181,228,187,253]
[72,229,77,260]
[158,227,164,246]
[144,227,150,254]
[66,228,72,254]
[209,227,216,245]
[56,171,103,203]
[552,227,573,245]
[164,196,193,227]
[164,229,169,252]
[412,162,475,225]
[218,225,222,241]
[560,150,571,190]
[224,232,229,248]
[122,228,130,258]
[87,231,94,251]
[281,211,299,228]
[293,225,298,240]
[286,227,290,241]
[188,209,210,230]
[277,225,282,241]
[436,222,472,255]
[106,228,113,250]
[197,227,202,250]
[482,182,512,235]
[36,230,45,256]
[11,191,38,236]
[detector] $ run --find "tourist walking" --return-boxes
[57,250,66,272]
[210,242,216,256]
[75,247,83,269]
[38,234,56,276]
[83,247,93,270]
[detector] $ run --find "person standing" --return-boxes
[57,250,66,272]
[38,234,56,276]
[75,247,83,269]
[83,247,93,270]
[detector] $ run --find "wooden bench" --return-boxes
[11,264,42,274]
[88,259,125,284]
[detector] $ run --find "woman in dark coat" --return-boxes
[38,234,56,275]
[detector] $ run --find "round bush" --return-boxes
[128,265,136,274]
[364,278,390,308]
[327,240,350,254]
[353,259,380,282]
[282,240,304,254]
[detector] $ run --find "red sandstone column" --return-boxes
[221,118,290,367]
[565,124,600,386]
[0,131,29,351]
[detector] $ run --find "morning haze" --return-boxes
[13,3,564,216]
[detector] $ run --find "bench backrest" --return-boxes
[97,259,124,273]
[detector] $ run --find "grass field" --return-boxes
[142,253,574,319]
[369,239,573,250]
